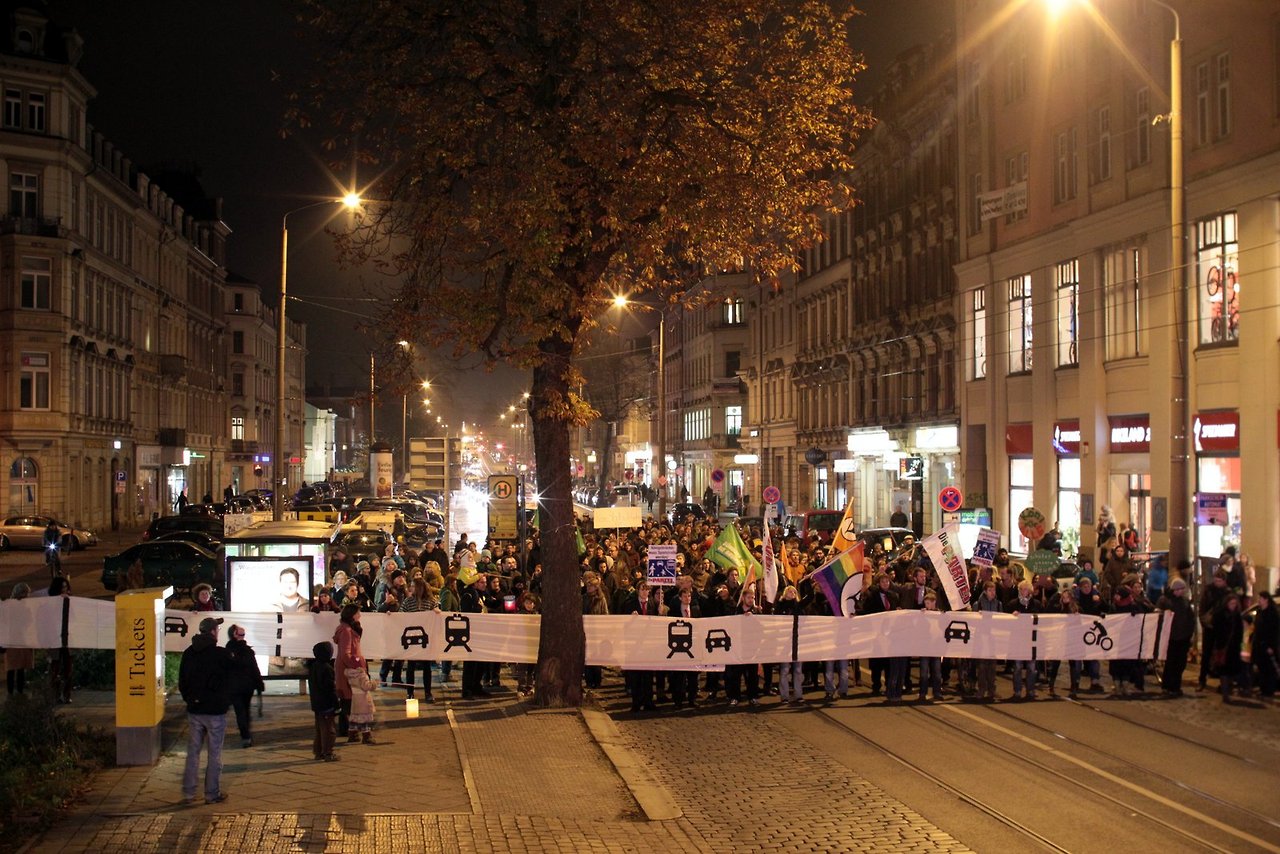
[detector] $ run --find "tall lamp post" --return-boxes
[1049,0,1188,568]
[274,193,362,521]
[613,295,667,522]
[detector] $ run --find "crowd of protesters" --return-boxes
[304,510,1277,716]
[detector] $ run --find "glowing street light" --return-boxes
[274,191,362,521]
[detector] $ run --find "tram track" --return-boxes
[815,701,1279,854]
[978,702,1280,832]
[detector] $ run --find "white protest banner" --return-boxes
[3,598,1170,666]
[920,522,973,608]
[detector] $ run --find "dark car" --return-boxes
[154,530,224,552]
[858,526,915,555]
[335,527,394,555]
[101,540,221,593]
[142,515,225,543]
[667,503,707,526]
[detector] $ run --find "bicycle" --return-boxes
[44,542,63,579]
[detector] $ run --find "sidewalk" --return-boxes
[28,676,711,853]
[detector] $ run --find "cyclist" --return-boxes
[42,518,63,578]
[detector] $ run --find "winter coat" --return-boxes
[226,638,266,696]
[1155,593,1196,642]
[308,656,339,714]
[1211,608,1246,673]
[333,621,365,701]
[346,667,378,723]
[178,633,233,715]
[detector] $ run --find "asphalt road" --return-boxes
[0,524,142,599]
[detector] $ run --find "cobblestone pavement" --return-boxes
[28,679,712,854]
[589,682,974,854]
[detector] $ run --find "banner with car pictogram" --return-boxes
[0,597,1170,667]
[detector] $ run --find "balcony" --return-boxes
[0,215,62,238]
[230,439,260,455]
[159,427,187,447]
[159,354,187,380]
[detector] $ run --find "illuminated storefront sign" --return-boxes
[1193,410,1239,454]
[1052,420,1080,456]
[1108,415,1151,453]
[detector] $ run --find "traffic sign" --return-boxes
[938,486,964,513]
[762,485,781,504]
[711,468,725,483]
[487,474,518,539]
[658,475,668,487]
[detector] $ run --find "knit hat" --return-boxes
[1122,573,1141,586]
[1169,577,1187,591]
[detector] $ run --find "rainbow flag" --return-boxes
[812,542,865,617]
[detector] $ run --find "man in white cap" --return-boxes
[179,616,233,804]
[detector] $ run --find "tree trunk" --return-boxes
[530,339,585,708]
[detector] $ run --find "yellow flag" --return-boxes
[829,496,858,554]
[779,538,804,584]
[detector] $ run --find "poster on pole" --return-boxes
[971,527,1001,568]
[647,543,679,587]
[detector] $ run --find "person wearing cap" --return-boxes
[4,582,33,695]
[1157,577,1195,696]
[178,616,233,805]
[458,566,488,699]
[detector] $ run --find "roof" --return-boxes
[224,519,340,544]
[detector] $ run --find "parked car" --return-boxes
[101,540,221,593]
[142,514,225,543]
[154,530,224,552]
[0,515,97,551]
[858,526,915,555]
[667,503,707,526]
[334,526,395,556]
[782,510,843,545]
[613,484,643,505]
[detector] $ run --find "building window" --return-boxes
[722,298,744,325]
[725,350,740,377]
[9,456,38,510]
[1134,87,1150,166]
[231,416,244,441]
[966,60,981,123]
[1104,245,1146,360]
[969,287,987,380]
[968,172,983,235]
[1003,152,1028,224]
[1196,62,1210,146]
[232,372,245,397]
[1010,457,1035,552]
[1215,52,1231,139]
[815,467,829,510]
[26,92,43,132]
[1007,274,1032,374]
[1196,211,1239,345]
[1053,127,1078,204]
[19,256,51,310]
[233,292,243,312]
[1091,106,1111,182]
[1055,259,1079,367]
[9,171,38,217]
[1004,51,1027,103]
[232,330,244,354]
[1057,457,1082,555]
[19,351,50,409]
[3,89,19,128]
[725,405,742,436]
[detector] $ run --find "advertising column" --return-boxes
[114,586,173,765]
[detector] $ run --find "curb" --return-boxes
[580,707,682,822]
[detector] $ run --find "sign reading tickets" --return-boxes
[114,587,172,729]
[647,544,679,587]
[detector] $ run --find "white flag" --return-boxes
[761,520,779,604]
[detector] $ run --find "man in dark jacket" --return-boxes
[179,617,233,804]
[1157,577,1196,696]
[308,641,341,761]
[225,625,266,748]
[458,569,488,699]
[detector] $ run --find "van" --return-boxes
[781,510,843,544]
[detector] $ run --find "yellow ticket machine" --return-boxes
[114,586,172,765]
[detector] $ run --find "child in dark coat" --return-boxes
[308,641,341,761]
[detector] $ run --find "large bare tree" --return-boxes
[296,0,870,706]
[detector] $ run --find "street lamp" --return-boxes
[274,193,362,521]
[613,294,667,522]
[1047,0,1189,567]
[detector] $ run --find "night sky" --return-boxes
[48,0,948,436]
